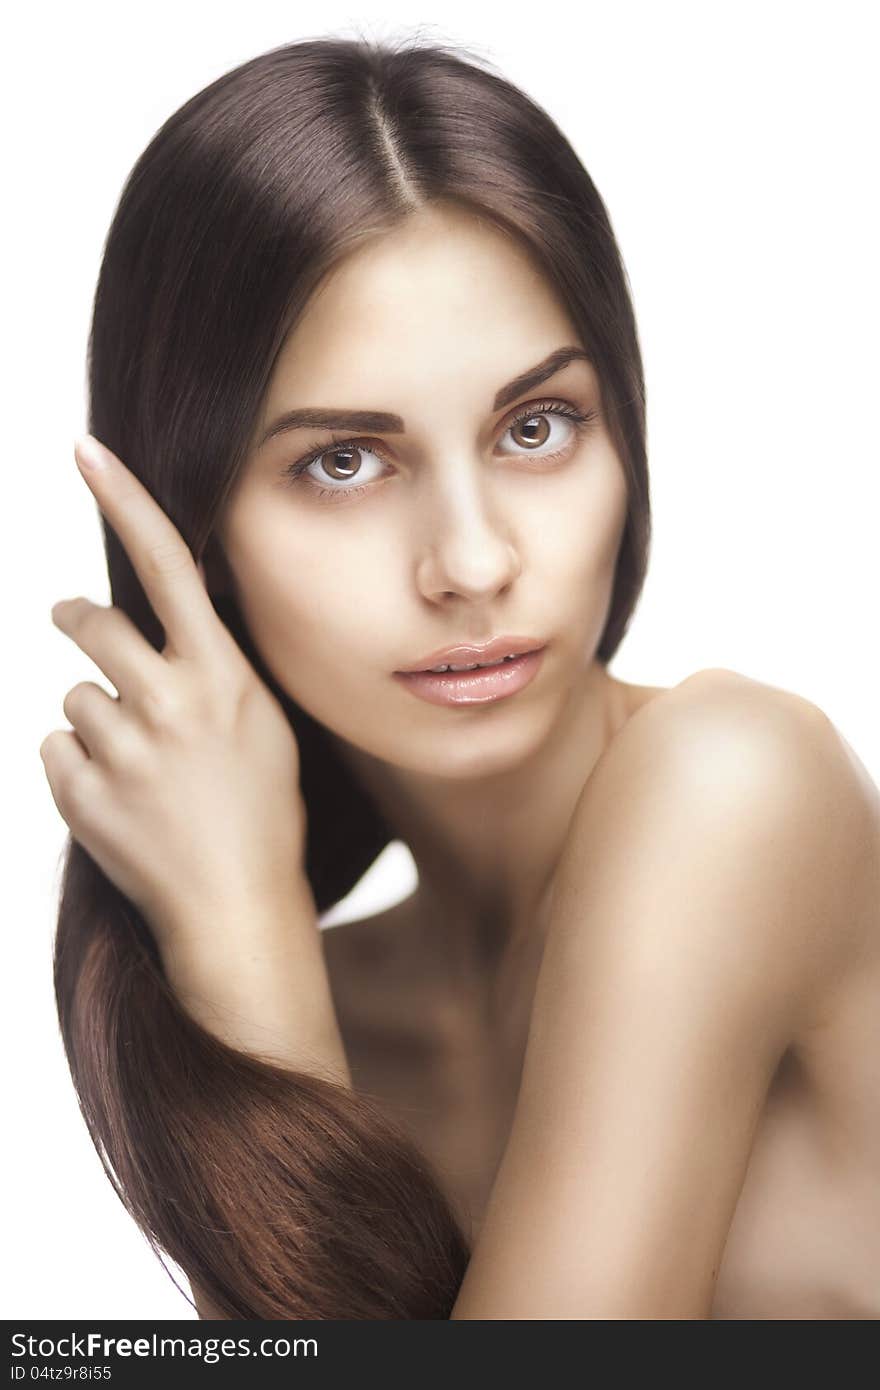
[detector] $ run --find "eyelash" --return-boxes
[278,399,598,503]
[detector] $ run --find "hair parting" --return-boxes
[55,32,650,1317]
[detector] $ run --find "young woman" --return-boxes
[40,36,879,1319]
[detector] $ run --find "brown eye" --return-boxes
[510,414,551,449]
[320,446,364,480]
[281,438,390,500]
[497,401,595,461]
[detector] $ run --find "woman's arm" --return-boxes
[159,872,353,1088]
[450,670,877,1318]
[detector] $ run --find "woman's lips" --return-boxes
[396,635,544,672]
[392,646,546,707]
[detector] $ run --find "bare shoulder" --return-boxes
[611,665,877,827]
[674,669,878,869]
[621,663,841,737]
[451,667,876,1316]
[564,665,879,1021]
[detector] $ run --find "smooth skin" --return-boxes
[448,669,879,1317]
[211,204,630,994]
[43,204,880,1316]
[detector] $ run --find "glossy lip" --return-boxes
[395,635,545,674]
[393,646,546,707]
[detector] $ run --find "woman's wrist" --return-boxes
[156,881,352,1086]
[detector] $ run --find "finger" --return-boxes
[39,728,90,820]
[62,679,132,763]
[51,598,168,704]
[74,435,222,662]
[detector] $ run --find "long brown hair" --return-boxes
[54,34,651,1318]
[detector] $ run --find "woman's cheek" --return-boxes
[533,455,628,583]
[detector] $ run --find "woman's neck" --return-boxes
[332,660,626,1000]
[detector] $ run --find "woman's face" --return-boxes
[214,205,628,779]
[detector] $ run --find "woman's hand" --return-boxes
[39,435,310,959]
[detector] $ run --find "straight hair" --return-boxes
[54,34,650,1317]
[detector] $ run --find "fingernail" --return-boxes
[75,435,110,472]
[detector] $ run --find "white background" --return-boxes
[5,0,877,1319]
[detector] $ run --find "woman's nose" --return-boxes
[414,472,522,604]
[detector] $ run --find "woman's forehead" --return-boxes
[271,270,581,409]
[287,209,567,341]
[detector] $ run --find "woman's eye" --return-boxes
[496,408,584,458]
[281,401,596,500]
[292,443,388,496]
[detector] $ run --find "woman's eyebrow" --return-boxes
[257,345,591,447]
